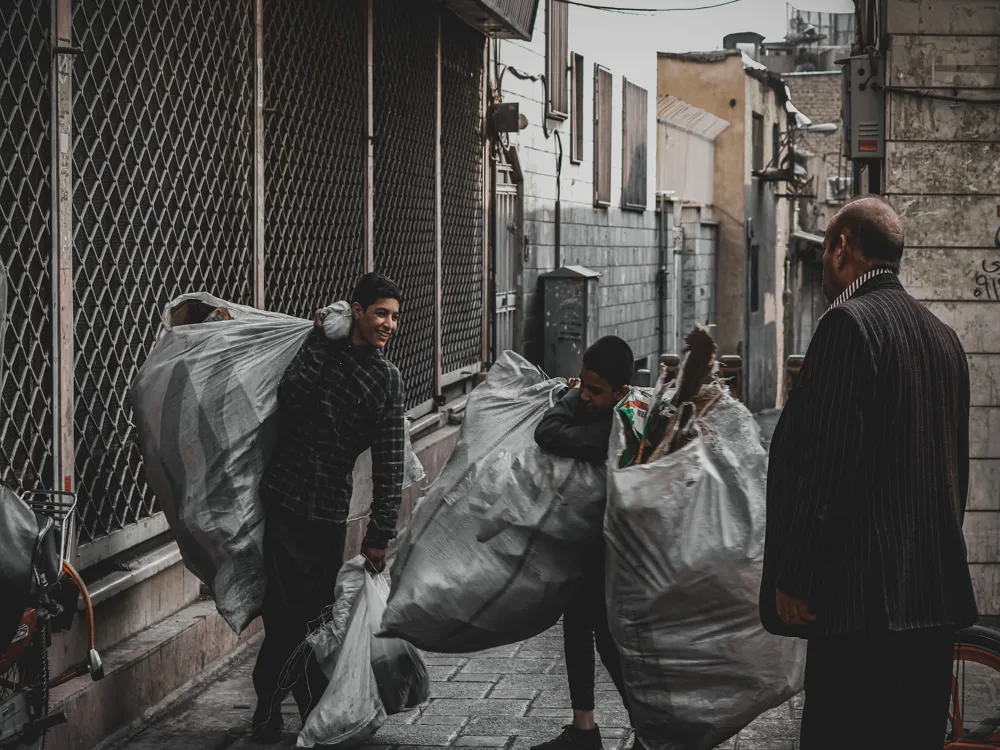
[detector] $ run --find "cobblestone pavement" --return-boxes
[112,621,804,750]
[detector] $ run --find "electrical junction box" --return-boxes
[840,53,886,160]
[540,266,601,381]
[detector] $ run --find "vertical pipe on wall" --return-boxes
[482,39,491,366]
[364,0,375,273]
[51,0,75,510]
[434,13,443,402]
[253,0,265,308]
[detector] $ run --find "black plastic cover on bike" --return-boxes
[0,486,42,653]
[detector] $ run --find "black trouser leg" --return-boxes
[800,628,955,750]
[252,505,347,727]
[563,545,630,719]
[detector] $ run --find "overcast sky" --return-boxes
[571,0,856,54]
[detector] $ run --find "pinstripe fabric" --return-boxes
[763,273,979,636]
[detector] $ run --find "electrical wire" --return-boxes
[559,0,744,11]
[883,85,1000,105]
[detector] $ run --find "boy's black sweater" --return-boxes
[533,387,612,466]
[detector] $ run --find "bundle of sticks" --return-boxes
[627,325,725,467]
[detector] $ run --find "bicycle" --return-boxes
[0,486,104,749]
[947,624,1000,748]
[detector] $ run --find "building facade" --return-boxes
[494,0,664,377]
[657,50,797,412]
[849,0,1000,616]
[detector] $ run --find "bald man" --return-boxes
[760,197,978,748]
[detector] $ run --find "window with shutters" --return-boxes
[546,0,569,120]
[621,78,648,211]
[570,52,584,164]
[593,64,612,207]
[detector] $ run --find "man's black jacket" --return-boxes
[761,273,979,638]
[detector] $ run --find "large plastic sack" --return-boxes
[298,556,429,748]
[605,391,805,750]
[130,293,424,634]
[380,350,605,653]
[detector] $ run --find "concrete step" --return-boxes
[47,598,262,750]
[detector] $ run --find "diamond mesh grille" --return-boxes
[441,14,485,373]
[373,0,437,408]
[264,0,367,317]
[72,0,255,543]
[0,0,54,491]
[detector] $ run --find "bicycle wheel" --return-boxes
[946,625,1000,749]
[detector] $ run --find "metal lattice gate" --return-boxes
[373,0,438,410]
[440,13,485,376]
[264,0,367,317]
[71,0,255,548]
[0,0,54,492]
[2,0,488,559]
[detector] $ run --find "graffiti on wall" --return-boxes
[974,258,1000,301]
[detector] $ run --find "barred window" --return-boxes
[546,0,568,119]
[570,52,584,163]
[621,78,648,211]
[593,64,612,207]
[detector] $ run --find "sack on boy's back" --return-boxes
[605,390,806,750]
[380,350,606,654]
[297,557,429,749]
[130,293,424,634]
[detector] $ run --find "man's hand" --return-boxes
[313,309,325,330]
[363,546,387,574]
[776,588,816,627]
[567,377,581,390]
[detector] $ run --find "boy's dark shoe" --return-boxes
[530,725,603,750]
[249,706,283,745]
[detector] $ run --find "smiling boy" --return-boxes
[251,272,405,742]
[532,335,643,750]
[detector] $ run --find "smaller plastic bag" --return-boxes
[297,557,430,749]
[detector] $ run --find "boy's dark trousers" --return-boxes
[563,544,631,716]
[252,504,348,729]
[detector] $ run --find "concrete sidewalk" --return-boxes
[109,622,803,750]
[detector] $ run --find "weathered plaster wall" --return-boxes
[886,0,1000,614]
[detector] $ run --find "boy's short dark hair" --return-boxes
[351,272,402,310]
[582,336,634,391]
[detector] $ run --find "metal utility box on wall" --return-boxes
[840,53,885,159]
[540,266,601,380]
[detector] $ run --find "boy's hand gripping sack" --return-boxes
[605,392,805,750]
[298,556,429,749]
[379,351,606,654]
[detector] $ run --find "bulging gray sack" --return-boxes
[605,392,805,750]
[130,293,424,634]
[380,351,605,653]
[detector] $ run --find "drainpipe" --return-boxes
[656,192,671,356]
[671,199,684,354]
[554,131,563,267]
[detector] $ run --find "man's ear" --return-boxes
[351,301,363,321]
[834,232,851,270]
